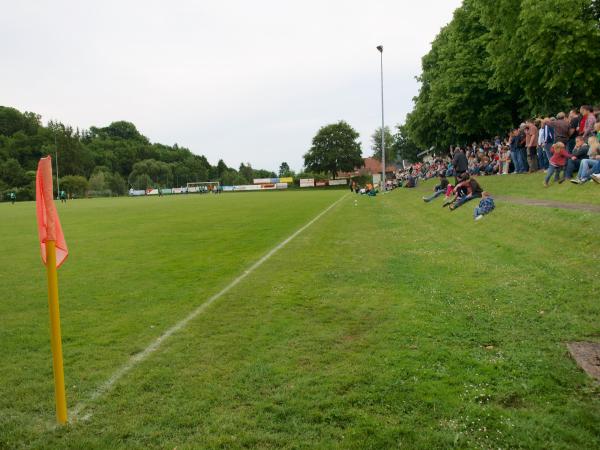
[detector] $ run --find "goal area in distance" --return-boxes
[187,181,220,193]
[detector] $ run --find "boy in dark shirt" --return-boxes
[423,172,449,202]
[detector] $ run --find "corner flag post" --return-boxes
[46,240,67,424]
[36,155,69,424]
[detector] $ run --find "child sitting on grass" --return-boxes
[474,191,495,221]
[422,172,449,202]
[544,142,574,187]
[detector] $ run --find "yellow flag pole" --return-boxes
[45,240,68,424]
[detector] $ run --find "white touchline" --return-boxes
[71,193,348,422]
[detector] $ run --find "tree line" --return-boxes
[0,106,277,200]
[404,0,600,151]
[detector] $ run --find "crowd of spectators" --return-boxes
[396,105,600,187]
[392,105,600,220]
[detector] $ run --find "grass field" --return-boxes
[1,176,599,449]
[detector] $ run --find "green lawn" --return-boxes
[1,179,599,449]
[424,171,600,205]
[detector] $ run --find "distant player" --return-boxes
[9,192,16,204]
[60,190,67,203]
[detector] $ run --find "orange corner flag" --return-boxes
[36,155,69,424]
[36,156,68,267]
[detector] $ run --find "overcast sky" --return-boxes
[1,0,461,172]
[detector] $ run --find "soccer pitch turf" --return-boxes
[1,179,600,449]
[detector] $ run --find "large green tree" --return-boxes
[279,162,292,177]
[478,0,600,114]
[406,0,514,150]
[406,0,600,151]
[303,121,363,179]
[371,126,396,162]
[392,125,421,163]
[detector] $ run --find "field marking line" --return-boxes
[71,193,349,422]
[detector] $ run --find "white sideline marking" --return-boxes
[71,193,348,422]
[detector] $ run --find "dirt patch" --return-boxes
[567,342,600,381]
[497,196,600,213]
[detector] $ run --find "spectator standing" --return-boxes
[553,112,570,145]
[579,105,597,140]
[537,119,548,169]
[509,129,524,173]
[568,109,581,152]
[525,120,539,172]
[500,147,511,174]
[542,118,556,164]
[517,124,529,172]
[452,147,468,182]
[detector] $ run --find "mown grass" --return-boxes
[1,178,599,449]
[422,171,600,204]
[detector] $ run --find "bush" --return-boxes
[60,175,89,197]
[1,184,34,202]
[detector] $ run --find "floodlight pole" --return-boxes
[54,124,60,200]
[377,45,385,191]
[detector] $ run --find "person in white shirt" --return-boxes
[537,121,548,169]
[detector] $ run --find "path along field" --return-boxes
[1,175,599,449]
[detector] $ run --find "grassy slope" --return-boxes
[433,172,600,205]
[1,178,600,449]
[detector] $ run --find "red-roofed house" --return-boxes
[339,157,399,178]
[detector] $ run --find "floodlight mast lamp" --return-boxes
[377,45,385,191]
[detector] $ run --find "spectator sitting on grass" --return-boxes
[443,173,483,211]
[404,175,417,188]
[544,142,573,187]
[474,191,495,221]
[561,136,589,183]
[571,136,600,184]
[423,172,449,202]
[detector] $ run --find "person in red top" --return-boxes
[579,105,597,140]
[544,142,574,187]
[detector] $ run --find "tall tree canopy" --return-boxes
[404,0,600,151]
[303,121,363,179]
